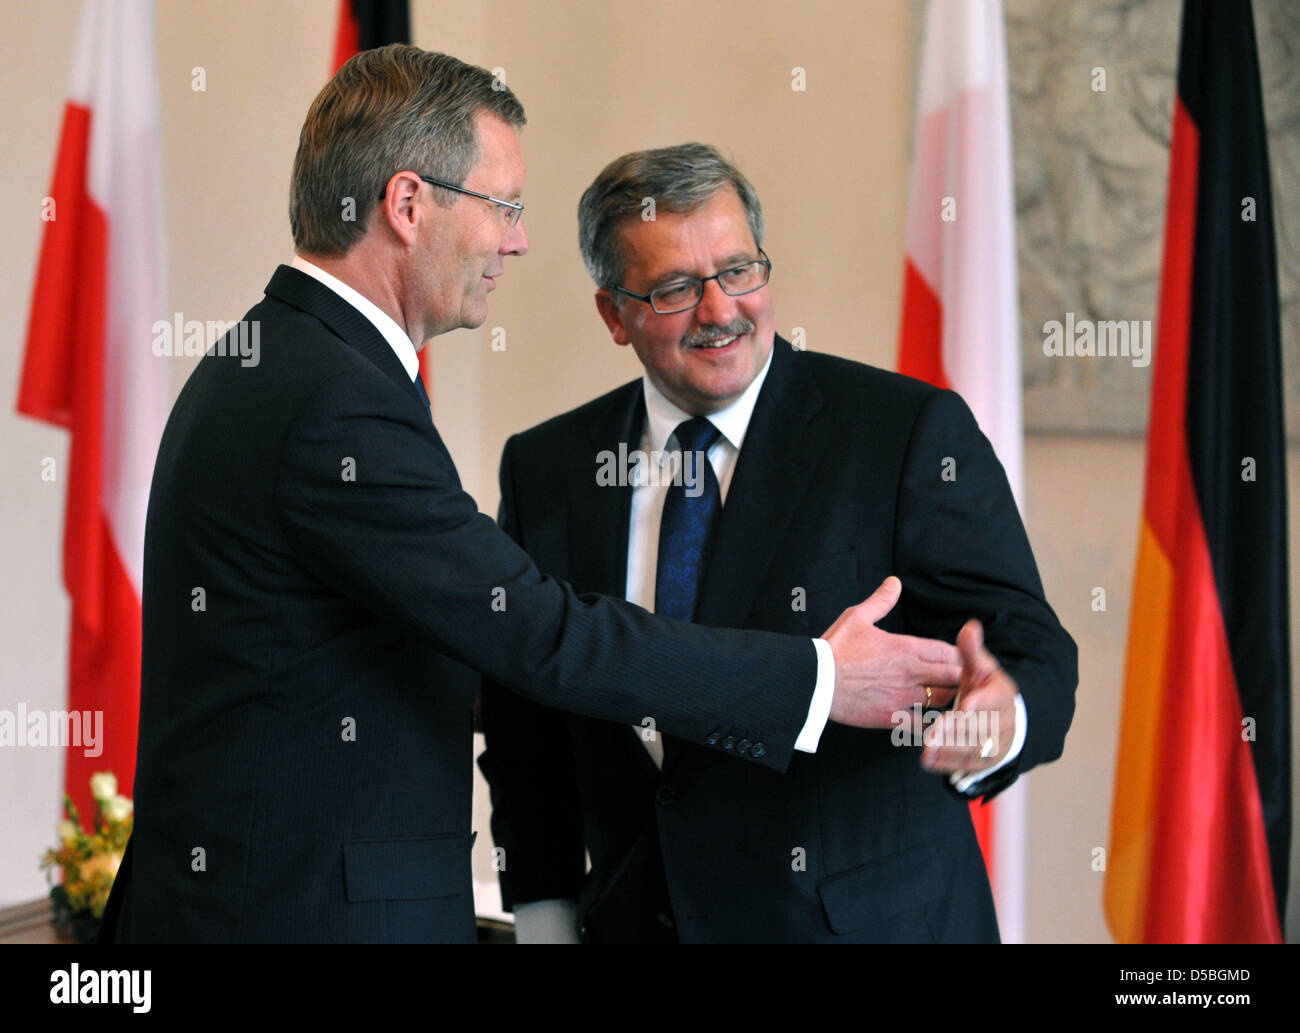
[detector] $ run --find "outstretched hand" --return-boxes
[919,618,1019,774]
[826,576,962,728]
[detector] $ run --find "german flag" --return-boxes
[333,0,410,75]
[1106,0,1290,943]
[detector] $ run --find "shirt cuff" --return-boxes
[512,898,581,943]
[795,639,836,753]
[949,693,1028,794]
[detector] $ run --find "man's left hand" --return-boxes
[919,619,1018,775]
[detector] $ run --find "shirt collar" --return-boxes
[290,254,421,381]
[640,344,775,453]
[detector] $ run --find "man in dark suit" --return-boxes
[479,144,1077,943]
[99,51,975,944]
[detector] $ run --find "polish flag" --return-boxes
[17,0,168,825]
[896,0,1027,941]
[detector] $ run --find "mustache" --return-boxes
[681,319,755,348]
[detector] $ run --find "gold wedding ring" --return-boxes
[924,685,933,708]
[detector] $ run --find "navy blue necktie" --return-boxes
[412,373,432,420]
[655,417,722,622]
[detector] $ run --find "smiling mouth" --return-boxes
[689,334,739,350]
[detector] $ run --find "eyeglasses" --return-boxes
[379,175,524,228]
[613,251,771,314]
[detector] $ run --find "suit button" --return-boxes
[722,735,737,750]
[705,731,721,746]
[737,738,751,755]
[751,741,766,758]
[656,912,675,929]
[656,785,677,805]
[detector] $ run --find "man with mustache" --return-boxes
[479,143,1077,943]
[99,49,978,944]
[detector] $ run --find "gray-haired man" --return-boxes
[479,143,1077,943]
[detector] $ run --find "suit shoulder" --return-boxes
[797,350,945,416]
[243,295,369,377]
[162,294,417,476]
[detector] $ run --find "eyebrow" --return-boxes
[650,253,757,285]
[465,179,523,202]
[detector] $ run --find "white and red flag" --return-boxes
[896,0,1027,940]
[17,0,168,824]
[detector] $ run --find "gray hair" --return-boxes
[290,45,525,256]
[577,143,764,293]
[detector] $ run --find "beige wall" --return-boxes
[421,0,911,505]
[1,0,1295,943]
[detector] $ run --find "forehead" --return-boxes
[616,186,757,281]
[469,111,524,191]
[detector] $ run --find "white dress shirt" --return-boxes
[627,350,834,764]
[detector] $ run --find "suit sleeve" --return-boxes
[477,434,586,910]
[273,372,816,773]
[894,389,1078,798]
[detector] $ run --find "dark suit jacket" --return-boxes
[479,337,1077,943]
[99,267,824,943]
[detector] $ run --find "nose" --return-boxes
[502,218,528,257]
[694,275,738,326]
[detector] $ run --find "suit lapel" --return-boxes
[694,337,830,630]
[568,383,643,600]
[662,339,829,777]
[264,265,427,412]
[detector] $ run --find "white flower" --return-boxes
[58,820,79,845]
[105,795,133,823]
[90,772,117,802]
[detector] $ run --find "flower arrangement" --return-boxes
[40,772,132,943]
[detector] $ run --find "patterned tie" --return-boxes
[654,417,722,622]
[412,373,432,420]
